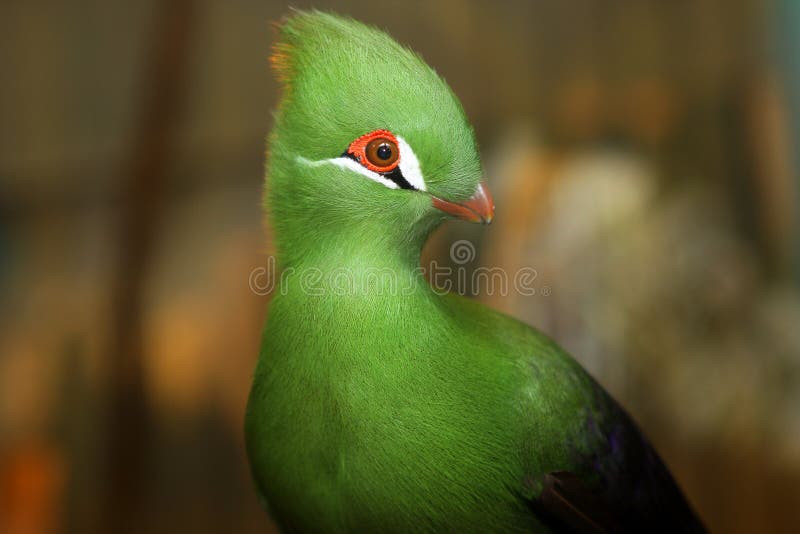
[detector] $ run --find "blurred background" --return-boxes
[1,0,799,532]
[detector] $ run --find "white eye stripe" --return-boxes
[296,135,427,192]
[395,136,426,191]
[297,154,400,189]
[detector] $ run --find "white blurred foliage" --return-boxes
[483,129,800,460]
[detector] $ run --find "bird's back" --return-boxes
[451,294,705,532]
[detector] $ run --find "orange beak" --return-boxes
[431,182,494,224]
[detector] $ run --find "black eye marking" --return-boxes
[382,167,415,190]
[340,151,416,191]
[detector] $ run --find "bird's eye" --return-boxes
[365,138,399,168]
[345,129,402,174]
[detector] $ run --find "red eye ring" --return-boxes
[346,129,401,173]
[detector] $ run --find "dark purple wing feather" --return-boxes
[530,394,706,533]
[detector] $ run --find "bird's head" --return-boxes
[266,11,492,264]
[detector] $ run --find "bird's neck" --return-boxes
[273,223,434,299]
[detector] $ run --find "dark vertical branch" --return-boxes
[104,1,196,532]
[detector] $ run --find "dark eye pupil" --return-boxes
[376,144,392,160]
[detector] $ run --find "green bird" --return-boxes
[246,11,705,533]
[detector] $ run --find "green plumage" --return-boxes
[246,11,703,532]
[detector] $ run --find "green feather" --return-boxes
[246,10,704,533]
